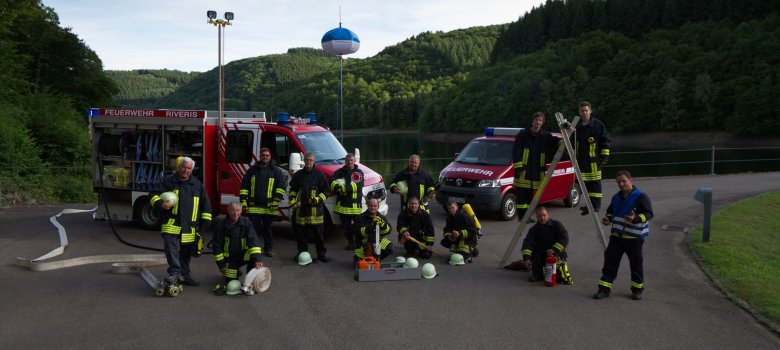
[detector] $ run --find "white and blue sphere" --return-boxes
[321,27,360,56]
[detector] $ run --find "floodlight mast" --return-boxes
[206,10,233,127]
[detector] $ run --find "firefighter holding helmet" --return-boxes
[211,202,263,295]
[389,154,437,213]
[330,153,364,250]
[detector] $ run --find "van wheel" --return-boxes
[499,193,516,221]
[134,196,161,230]
[563,183,582,207]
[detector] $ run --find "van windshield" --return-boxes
[455,139,512,166]
[295,131,347,164]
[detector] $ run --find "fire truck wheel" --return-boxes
[563,183,582,208]
[499,193,517,221]
[134,196,162,230]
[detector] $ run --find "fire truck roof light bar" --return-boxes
[485,127,524,137]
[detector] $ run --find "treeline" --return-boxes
[491,0,780,62]
[421,16,780,134]
[0,0,116,204]
[106,69,200,107]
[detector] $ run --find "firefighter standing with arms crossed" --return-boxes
[211,202,263,295]
[512,112,559,222]
[330,153,364,250]
[289,152,331,263]
[594,170,654,300]
[240,147,287,257]
[150,156,212,287]
[574,101,612,215]
[389,154,437,213]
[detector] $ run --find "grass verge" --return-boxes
[691,191,780,326]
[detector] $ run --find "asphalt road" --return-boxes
[1,172,780,349]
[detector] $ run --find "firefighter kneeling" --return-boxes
[212,202,263,295]
[354,198,395,262]
[513,206,573,285]
[440,199,479,263]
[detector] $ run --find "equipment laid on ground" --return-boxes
[155,275,184,297]
[404,257,419,268]
[355,260,422,282]
[544,255,558,287]
[394,256,406,264]
[421,263,437,279]
[242,267,271,295]
[297,251,313,266]
[449,253,465,266]
[225,279,242,295]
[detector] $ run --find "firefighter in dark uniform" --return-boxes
[240,147,287,257]
[594,170,654,301]
[574,101,612,215]
[512,112,559,222]
[354,198,394,262]
[519,206,572,284]
[389,154,437,213]
[330,153,364,250]
[397,196,435,259]
[212,202,263,295]
[441,198,480,263]
[289,152,331,263]
[150,156,212,286]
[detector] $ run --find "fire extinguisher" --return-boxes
[544,254,557,287]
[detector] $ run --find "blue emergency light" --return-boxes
[88,108,99,117]
[305,112,317,124]
[485,127,523,137]
[277,112,290,125]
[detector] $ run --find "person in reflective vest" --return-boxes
[389,154,436,213]
[518,206,572,284]
[330,153,364,250]
[573,101,612,216]
[594,170,654,301]
[354,198,394,261]
[289,152,330,263]
[240,147,287,257]
[512,112,559,222]
[441,198,480,263]
[397,196,435,259]
[150,156,212,286]
[212,202,263,295]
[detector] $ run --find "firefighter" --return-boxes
[289,152,331,263]
[150,156,212,287]
[516,206,572,284]
[211,202,263,295]
[594,170,654,301]
[389,154,437,213]
[330,153,364,250]
[354,198,394,262]
[396,196,435,259]
[240,147,287,257]
[440,198,479,263]
[573,101,612,215]
[512,112,559,222]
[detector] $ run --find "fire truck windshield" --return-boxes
[295,131,348,164]
[455,139,512,166]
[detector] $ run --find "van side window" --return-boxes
[260,132,298,167]
[225,130,253,164]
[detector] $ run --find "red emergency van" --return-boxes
[89,108,388,230]
[436,127,581,220]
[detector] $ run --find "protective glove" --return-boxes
[372,216,383,226]
[288,197,297,207]
[599,155,609,166]
[269,199,279,208]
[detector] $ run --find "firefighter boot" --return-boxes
[593,287,611,300]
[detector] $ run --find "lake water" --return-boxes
[343,132,780,180]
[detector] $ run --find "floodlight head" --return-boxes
[224,12,234,21]
[207,10,217,19]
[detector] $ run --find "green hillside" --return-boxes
[106,69,200,107]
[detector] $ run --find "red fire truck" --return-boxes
[89,108,388,230]
[436,127,581,220]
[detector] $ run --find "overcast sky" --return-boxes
[42,0,542,72]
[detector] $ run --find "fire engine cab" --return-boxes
[89,108,388,230]
[436,127,581,220]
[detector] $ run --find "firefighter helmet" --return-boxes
[335,178,346,187]
[160,191,178,206]
[297,251,313,266]
[394,256,406,264]
[404,257,418,268]
[421,263,437,279]
[449,253,465,266]
[395,180,408,195]
[225,279,242,295]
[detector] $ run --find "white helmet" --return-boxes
[225,279,242,295]
[160,191,178,206]
[394,256,407,264]
[449,253,465,266]
[395,180,408,195]
[297,252,313,266]
[421,263,437,279]
[404,257,419,268]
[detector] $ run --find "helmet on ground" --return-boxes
[394,256,406,264]
[226,279,242,295]
[396,180,408,195]
[404,257,419,268]
[421,263,437,279]
[297,252,313,266]
[449,253,465,266]
[160,191,178,206]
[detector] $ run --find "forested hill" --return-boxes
[106,69,201,107]
[108,0,779,135]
